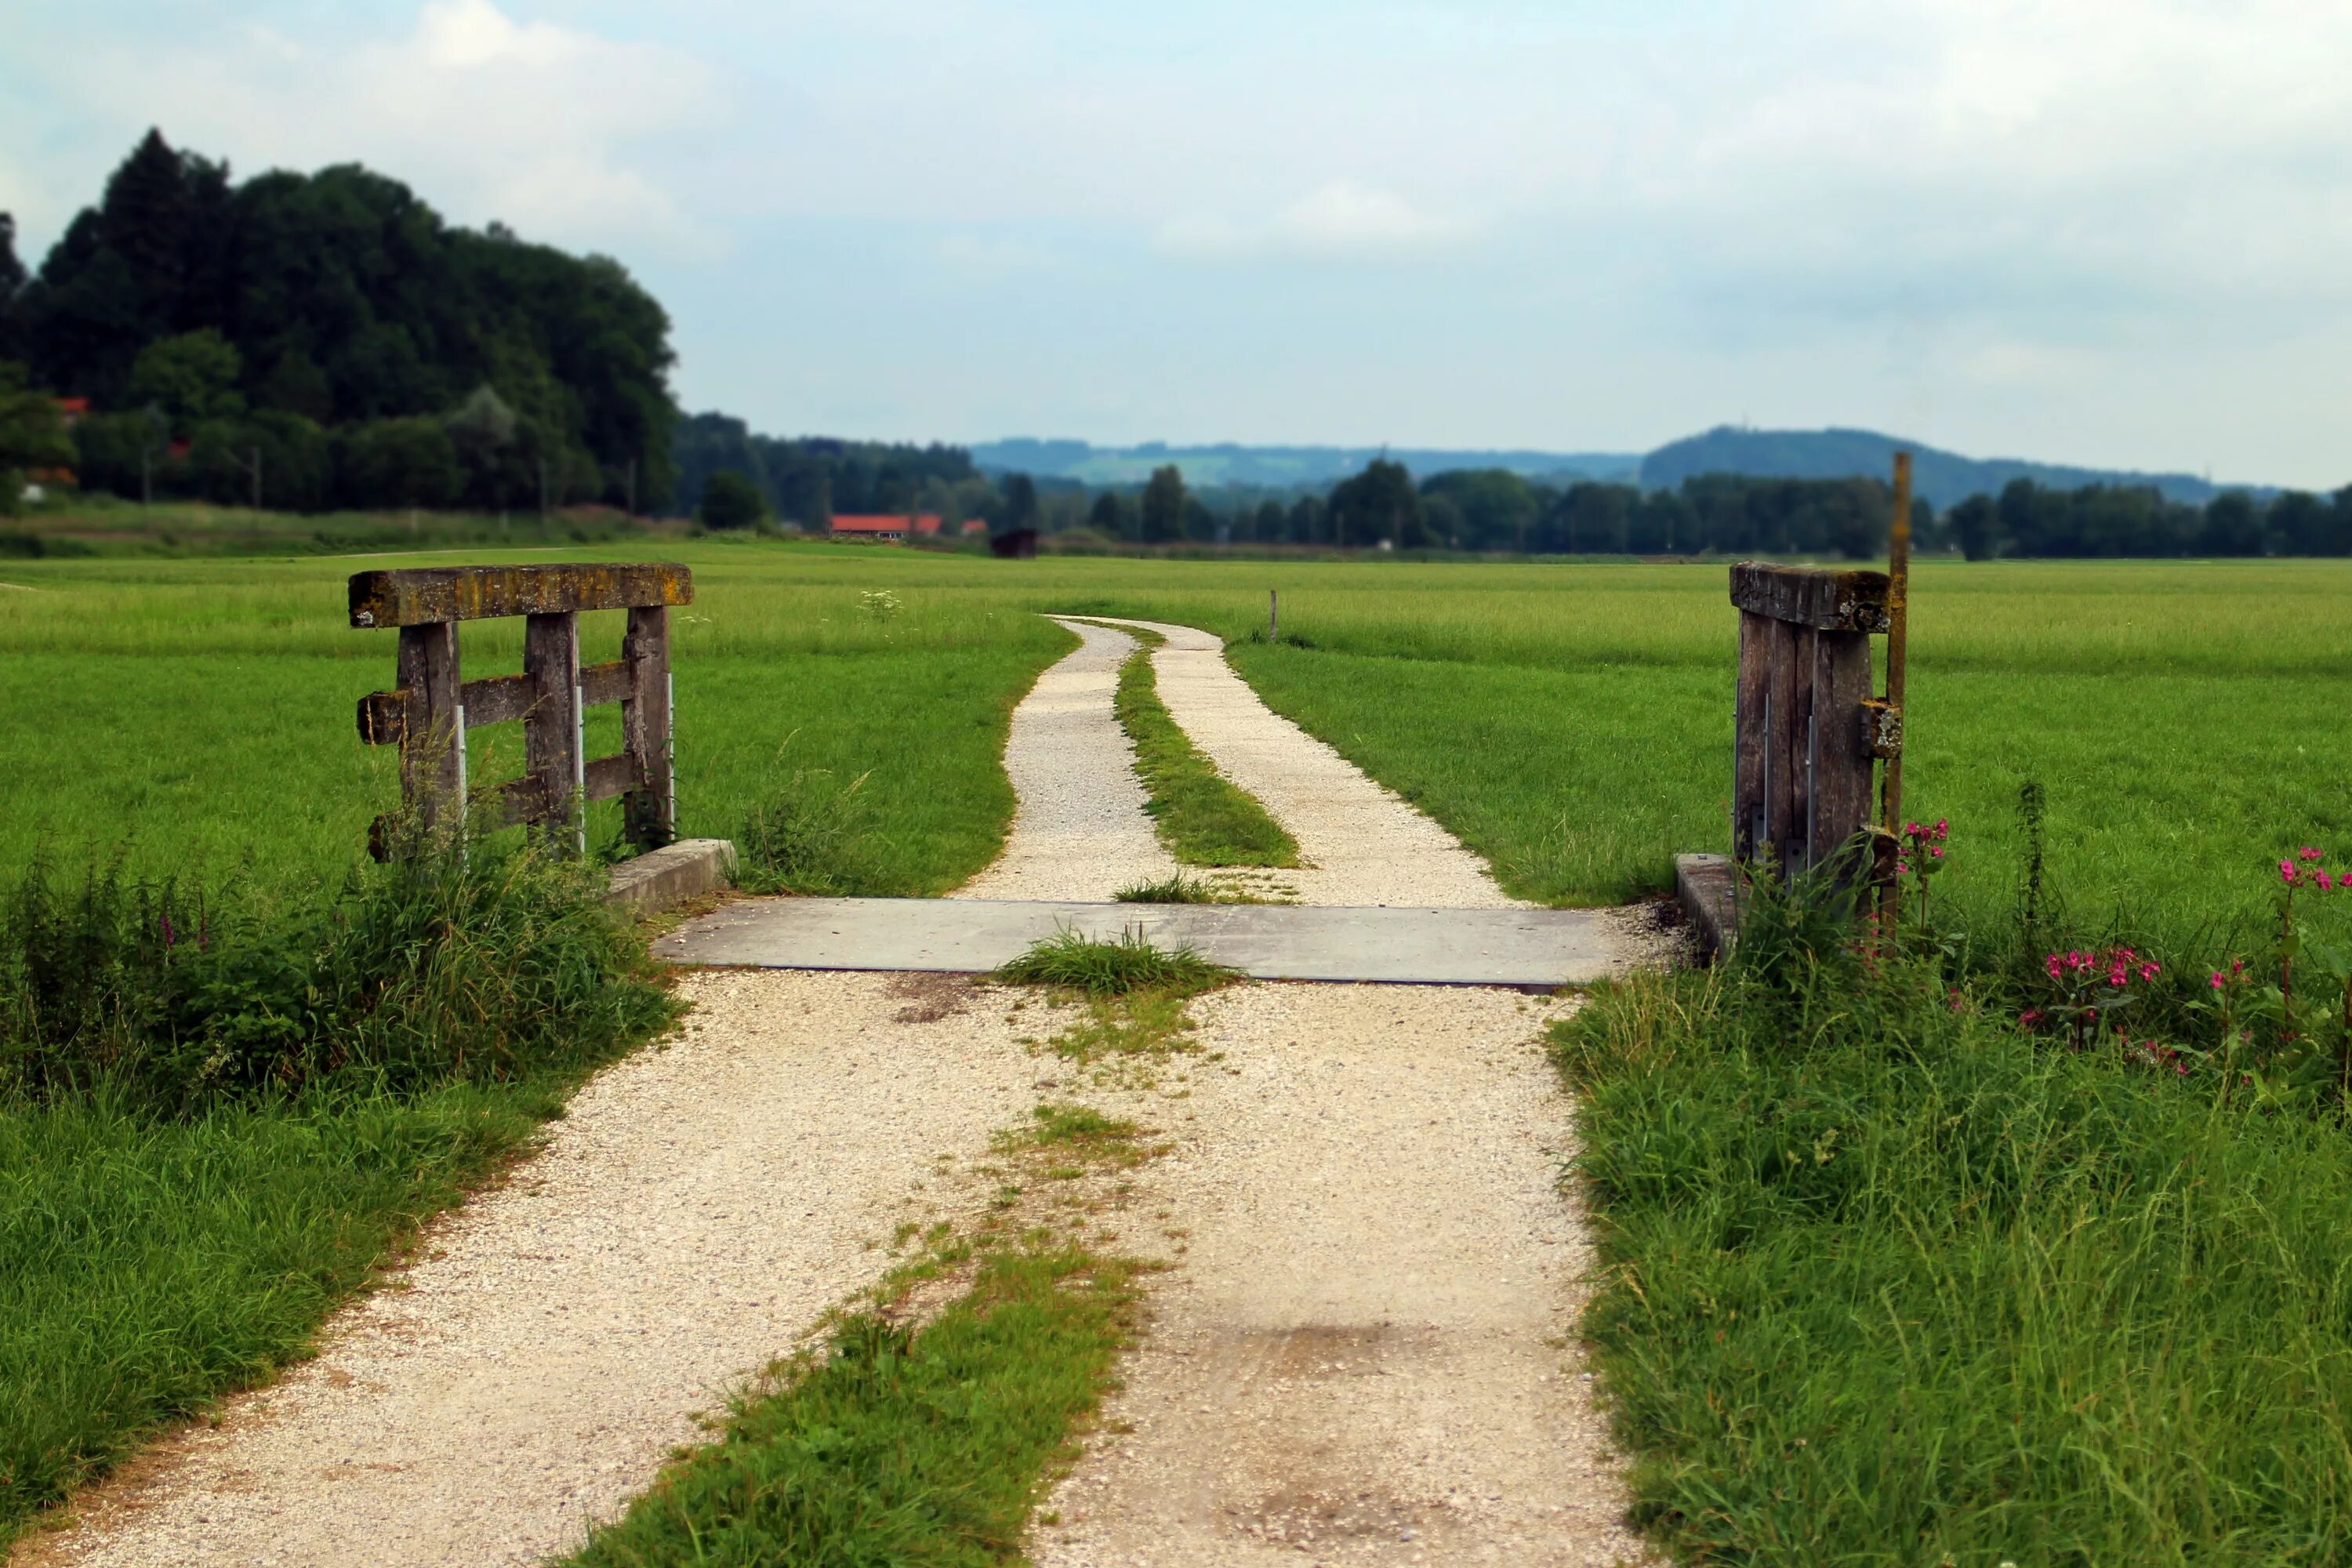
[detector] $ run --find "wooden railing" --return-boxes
[350,563,691,855]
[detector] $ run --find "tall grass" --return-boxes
[1,834,676,1107]
[0,834,679,1543]
[1555,868,2352,1563]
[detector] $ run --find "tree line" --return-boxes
[0,129,675,514]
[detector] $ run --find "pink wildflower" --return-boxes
[2298,847,2325,862]
[1929,846,1945,859]
[2211,971,2227,989]
[2045,954,2064,981]
[2281,860,2299,885]
[2139,960,2159,982]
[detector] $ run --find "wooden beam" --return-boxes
[458,660,628,728]
[522,612,582,845]
[395,621,462,833]
[583,752,641,803]
[621,604,674,849]
[1729,562,1891,632]
[348,563,692,628]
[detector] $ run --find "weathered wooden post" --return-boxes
[351,562,691,856]
[1728,562,1893,881]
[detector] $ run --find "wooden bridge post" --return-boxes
[523,612,584,853]
[1728,563,1891,884]
[621,604,675,849]
[393,620,463,832]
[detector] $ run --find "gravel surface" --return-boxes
[1032,982,1650,1567]
[18,971,1040,1568]
[953,618,1179,902]
[1087,619,1521,909]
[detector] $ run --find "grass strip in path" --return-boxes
[560,1065,1167,1567]
[1089,624,1299,873]
[1554,967,2352,1563]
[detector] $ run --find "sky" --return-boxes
[6,0,2350,486]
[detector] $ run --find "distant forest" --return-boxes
[5,132,2350,559]
[0,129,674,513]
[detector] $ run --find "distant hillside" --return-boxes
[1639,426,2256,509]
[969,439,1642,489]
[972,429,2274,507]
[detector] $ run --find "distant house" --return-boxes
[829,514,942,543]
[54,397,89,428]
[960,519,987,537]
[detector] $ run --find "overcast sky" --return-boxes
[6,0,2349,485]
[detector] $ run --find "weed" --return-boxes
[735,763,889,896]
[1114,873,1234,904]
[993,927,1230,998]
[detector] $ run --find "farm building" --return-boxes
[829,514,991,543]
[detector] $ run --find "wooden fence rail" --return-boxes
[350,563,692,856]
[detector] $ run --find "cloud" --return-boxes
[1158,180,1468,261]
[52,1,727,256]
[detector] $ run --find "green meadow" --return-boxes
[7,540,2351,1557]
[2,545,2343,940]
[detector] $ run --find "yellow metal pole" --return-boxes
[1878,452,1912,927]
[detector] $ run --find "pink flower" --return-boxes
[2281,860,2300,885]
[1929,846,1945,859]
[2045,954,2065,981]
[2139,960,2160,982]
[2212,972,2227,989]
[2298,847,2325,862]
[2020,1008,2045,1028]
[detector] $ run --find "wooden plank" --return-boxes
[460,661,627,728]
[395,621,462,834]
[522,612,581,837]
[1729,562,1891,632]
[1764,617,1802,871]
[349,563,692,628]
[1731,609,1769,863]
[1809,630,1876,869]
[621,605,674,848]
[1788,624,1820,873]
[583,752,642,803]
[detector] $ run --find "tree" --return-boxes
[999,471,1040,534]
[1327,458,1421,549]
[2198,492,2263,556]
[0,215,24,364]
[126,328,244,427]
[1086,489,1130,539]
[0,361,74,514]
[1253,498,1286,543]
[1287,495,1325,545]
[335,416,459,509]
[1139,463,1186,543]
[1948,494,2000,561]
[1420,468,1535,551]
[699,468,765,530]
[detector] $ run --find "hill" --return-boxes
[1638,426,2256,508]
[968,439,1642,489]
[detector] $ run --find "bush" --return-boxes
[0,834,677,1109]
[699,468,766,530]
[736,768,890,896]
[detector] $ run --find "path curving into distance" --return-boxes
[952,617,1178,902]
[1083,617,1526,909]
[23,612,1651,1568]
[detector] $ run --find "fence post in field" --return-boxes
[351,562,693,858]
[1269,589,1279,645]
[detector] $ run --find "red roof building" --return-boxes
[829,514,943,541]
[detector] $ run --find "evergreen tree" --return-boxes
[1139,463,1186,543]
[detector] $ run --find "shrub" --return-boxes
[0,834,677,1109]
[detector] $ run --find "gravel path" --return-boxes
[19,971,1040,1568]
[1032,984,1648,1566]
[953,617,1178,902]
[1086,619,1522,908]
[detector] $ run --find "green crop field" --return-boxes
[3,545,2343,941]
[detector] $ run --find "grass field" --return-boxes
[5,539,2349,1558]
[3,544,2343,942]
